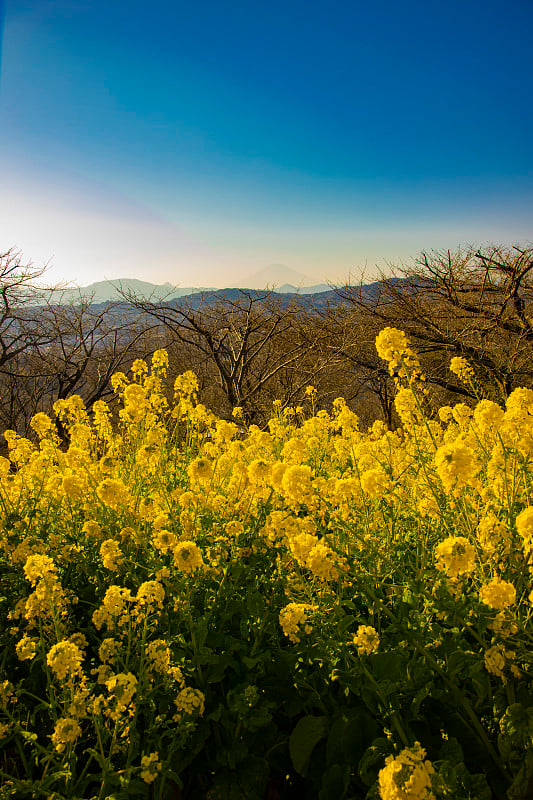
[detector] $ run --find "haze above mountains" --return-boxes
[55,264,332,303]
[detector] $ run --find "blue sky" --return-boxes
[0,0,531,287]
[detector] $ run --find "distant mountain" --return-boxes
[276,282,331,294]
[51,269,332,304]
[51,279,216,305]
[239,264,323,290]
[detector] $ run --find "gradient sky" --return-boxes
[0,0,531,288]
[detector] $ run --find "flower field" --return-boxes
[1,330,532,799]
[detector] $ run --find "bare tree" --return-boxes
[122,288,340,421]
[335,244,533,408]
[0,250,160,434]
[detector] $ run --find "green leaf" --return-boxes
[289,715,329,777]
[319,763,351,800]
[326,709,378,767]
[358,737,395,787]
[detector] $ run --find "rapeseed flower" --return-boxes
[279,603,316,643]
[306,541,341,582]
[92,585,134,630]
[51,717,82,753]
[30,412,55,439]
[47,640,84,682]
[451,403,473,427]
[435,536,476,579]
[281,464,313,504]
[394,388,422,425]
[484,644,515,682]
[153,528,177,553]
[247,458,272,484]
[378,742,435,800]
[173,541,204,574]
[473,399,504,432]
[136,580,165,611]
[23,554,57,586]
[100,539,124,571]
[123,383,148,423]
[187,457,213,483]
[16,635,38,661]
[99,638,120,664]
[105,672,138,719]
[515,507,533,558]
[145,640,171,674]
[479,577,516,610]
[434,440,480,493]
[140,752,162,784]
[353,625,380,656]
[360,467,390,499]
[62,472,85,500]
[96,478,130,509]
[173,687,205,721]
[449,357,475,382]
[375,327,410,363]
[82,520,103,540]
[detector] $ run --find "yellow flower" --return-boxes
[100,539,124,571]
[187,457,213,483]
[484,644,515,683]
[141,752,162,784]
[515,507,533,557]
[47,640,83,682]
[105,672,138,718]
[438,406,453,424]
[30,412,55,438]
[145,640,171,674]
[62,473,85,500]
[247,458,272,483]
[23,554,57,586]
[16,635,38,661]
[451,403,473,427]
[96,478,130,509]
[360,467,391,498]
[151,348,169,372]
[394,388,422,425]
[449,357,475,382]
[92,585,135,630]
[0,681,15,711]
[435,536,476,579]
[136,580,165,611]
[225,520,244,537]
[51,717,82,753]
[279,603,317,644]
[174,370,199,398]
[473,399,504,432]
[281,464,313,503]
[353,625,380,656]
[375,327,410,362]
[123,383,148,423]
[82,520,103,540]
[111,371,128,392]
[173,687,205,721]
[434,440,480,493]
[173,541,204,574]
[378,742,435,800]
[153,528,177,553]
[476,513,509,556]
[99,638,120,664]
[306,541,341,582]
[479,577,516,610]
[506,387,533,418]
